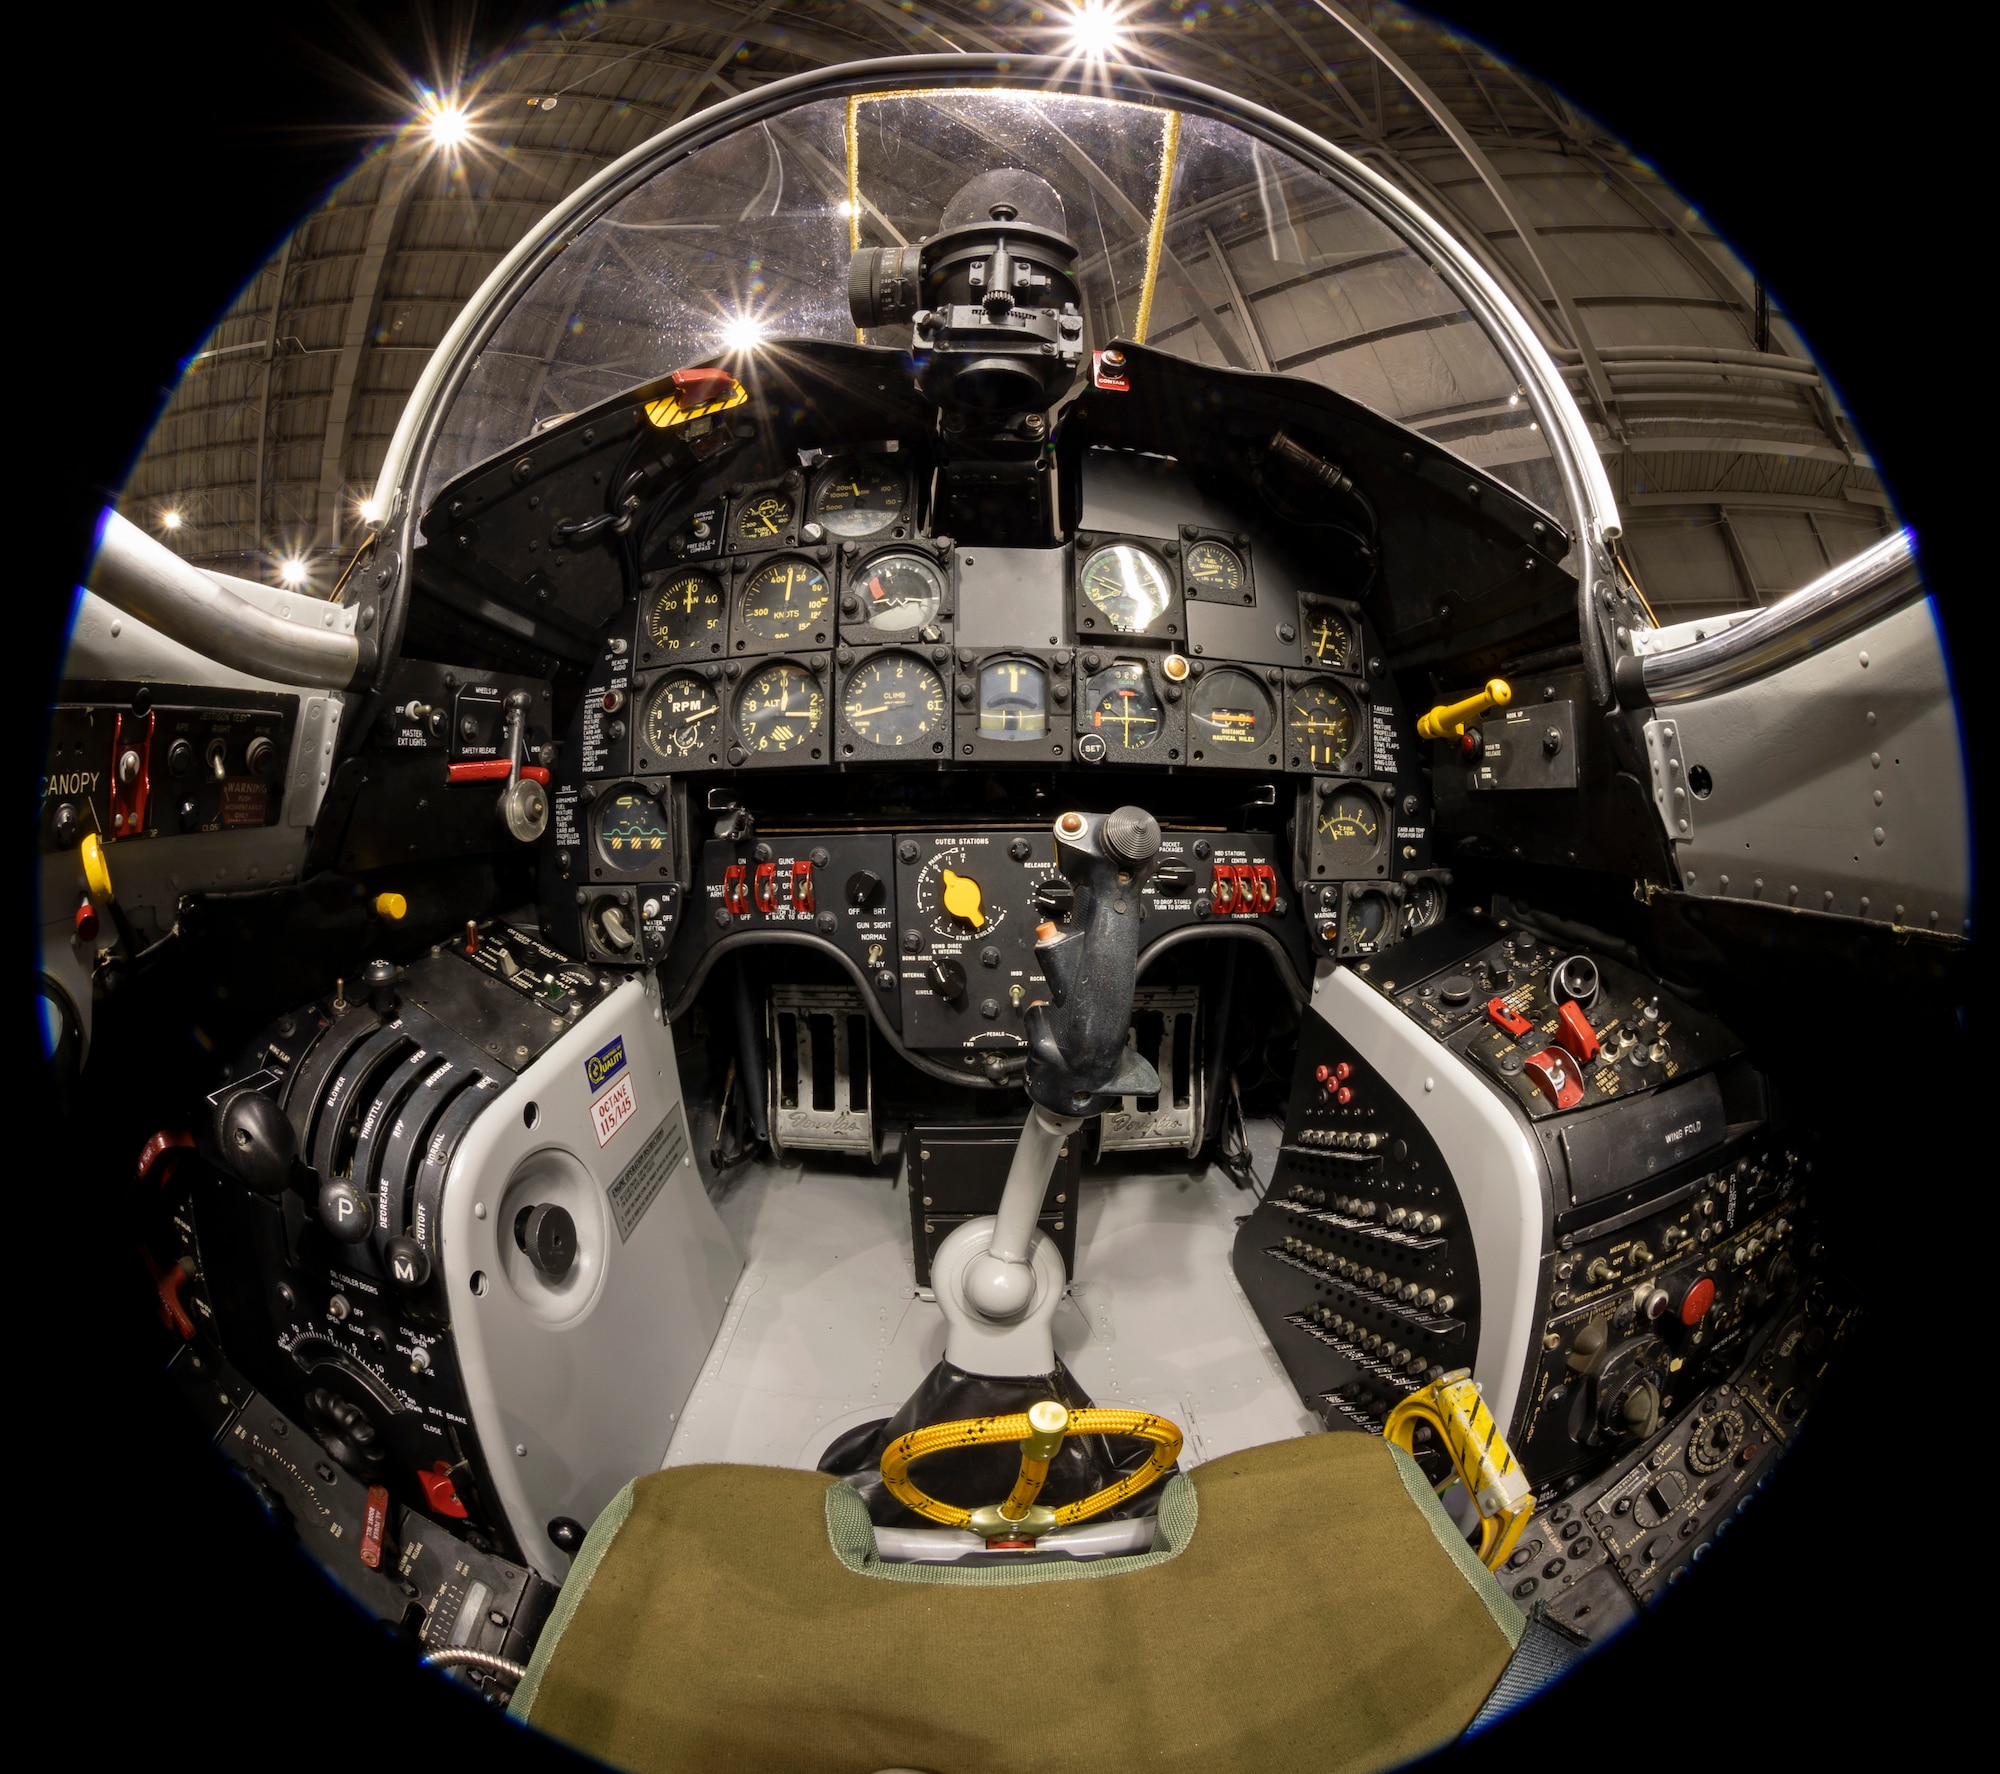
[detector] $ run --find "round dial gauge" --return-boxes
[1183,539,1244,596]
[978,658,1048,741]
[642,672,722,765]
[733,488,795,543]
[1189,668,1275,753]
[737,558,832,646]
[597,788,672,871]
[1083,661,1163,750]
[1345,890,1391,949]
[1302,604,1353,668]
[1287,678,1359,769]
[1316,790,1382,868]
[1401,875,1444,935]
[644,571,724,655]
[735,661,823,755]
[1079,543,1174,633]
[842,653,946,749]
[812,466,906,537]
[849,552,943,634]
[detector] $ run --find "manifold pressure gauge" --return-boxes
[736,661,824,756]
[642,672,722,766]
[841,653,947,750]
[1079,543,1175,634]
[1287,677,1362,771]
[644,570,725,656]
[811,465,906,538]
[733,488,795,543]
[736,557,832,648]
[979,658,1048,740]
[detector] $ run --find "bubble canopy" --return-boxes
[389,56,1614,561]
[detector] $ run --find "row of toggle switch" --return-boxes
[1295,1306,1442,1380]
[1282,1184,1442,1234]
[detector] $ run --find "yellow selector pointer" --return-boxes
[940,869,985,929]
[1417,677,1512,741]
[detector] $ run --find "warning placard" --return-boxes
[606,1113,686,1242]
[590,1073,636,1147]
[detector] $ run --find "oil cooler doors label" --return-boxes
[606,1113,688,1240]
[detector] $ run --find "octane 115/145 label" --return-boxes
[591,1074,636,1147]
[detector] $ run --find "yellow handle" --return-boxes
[881,1406,1183,1532]
[1417,678,1512,741]
[1383,1370,1534,1570]
[80,831,114,901]
[940,868,985,929]
[374,892,408,921]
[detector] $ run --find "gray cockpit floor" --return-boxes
[664,1120,1320,1474]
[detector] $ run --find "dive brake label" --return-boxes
[591,1074,636,1147]
[585,1034,627,1095]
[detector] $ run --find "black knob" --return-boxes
[385,1235,432,1289]
[1551,954,1600,1010]
[516,1203,577,1280]
[1104,808,1168,864]
[167,739,194,778]
[304,1387,385,1477]
[51,802,79,845]
[246,735,277,775]
[215,1089,297,1194]
[364,958,398,1015]
[928,956,968,1005]
[847,869,884,908]
[548,1517,586,1554]
[1032,874,1075,919]
[318,1177,373,1243]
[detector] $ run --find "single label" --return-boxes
[586,1033,628,1095]
[607,1113,686,1242]
[222,778,269,826]
[591,1073,636,1146]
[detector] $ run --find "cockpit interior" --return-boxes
[42,44,1971,1774]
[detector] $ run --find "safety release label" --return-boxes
[591,1074,636,1147]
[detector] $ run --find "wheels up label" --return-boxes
[585,1034,627,1095]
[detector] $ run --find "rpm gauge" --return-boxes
[812,465,906,538]
[644,570,724,655]
[1287,677,1360,770]
[596,788,672,871]
[847,552,943,634]
[1189,668,1275,755]
[1078,543,1175,634]
[1083,661,1163,751]
[733,488,795,544]
[1183,539,1244,597]
[736,557,832,647]
[842,653,947,750]
[978,658,1048,741]
[1315,789,1383,871]
[642,672,722,765]
[1301,602,1354,669]
[736,661,824,756]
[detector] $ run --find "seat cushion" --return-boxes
[513,1431,1523,1774]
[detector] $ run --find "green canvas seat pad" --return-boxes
[511,1430,1525,1774]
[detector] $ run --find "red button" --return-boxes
[1333,1062,1352,1082]
[1335,1087,1353,1106]
[1315,1065,1331,1083]
[1679,1277,1716,1326]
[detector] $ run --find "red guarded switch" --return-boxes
[722,864,749,915]
[1248,864,1278,913]
[789,859,815,914]
[1210,866,1239,914]
[1522,1046,1584,1110]
[1553,1000,1600,1066]
[671,366,739,405]
[752,861,779,913]
[418,1462,469,1520]
[1487,997,1533,1039]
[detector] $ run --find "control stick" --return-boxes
[940,806,1163,1372]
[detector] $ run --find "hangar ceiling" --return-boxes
[118,0,1891,625]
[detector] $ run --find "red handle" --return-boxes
[446,762,550,784]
